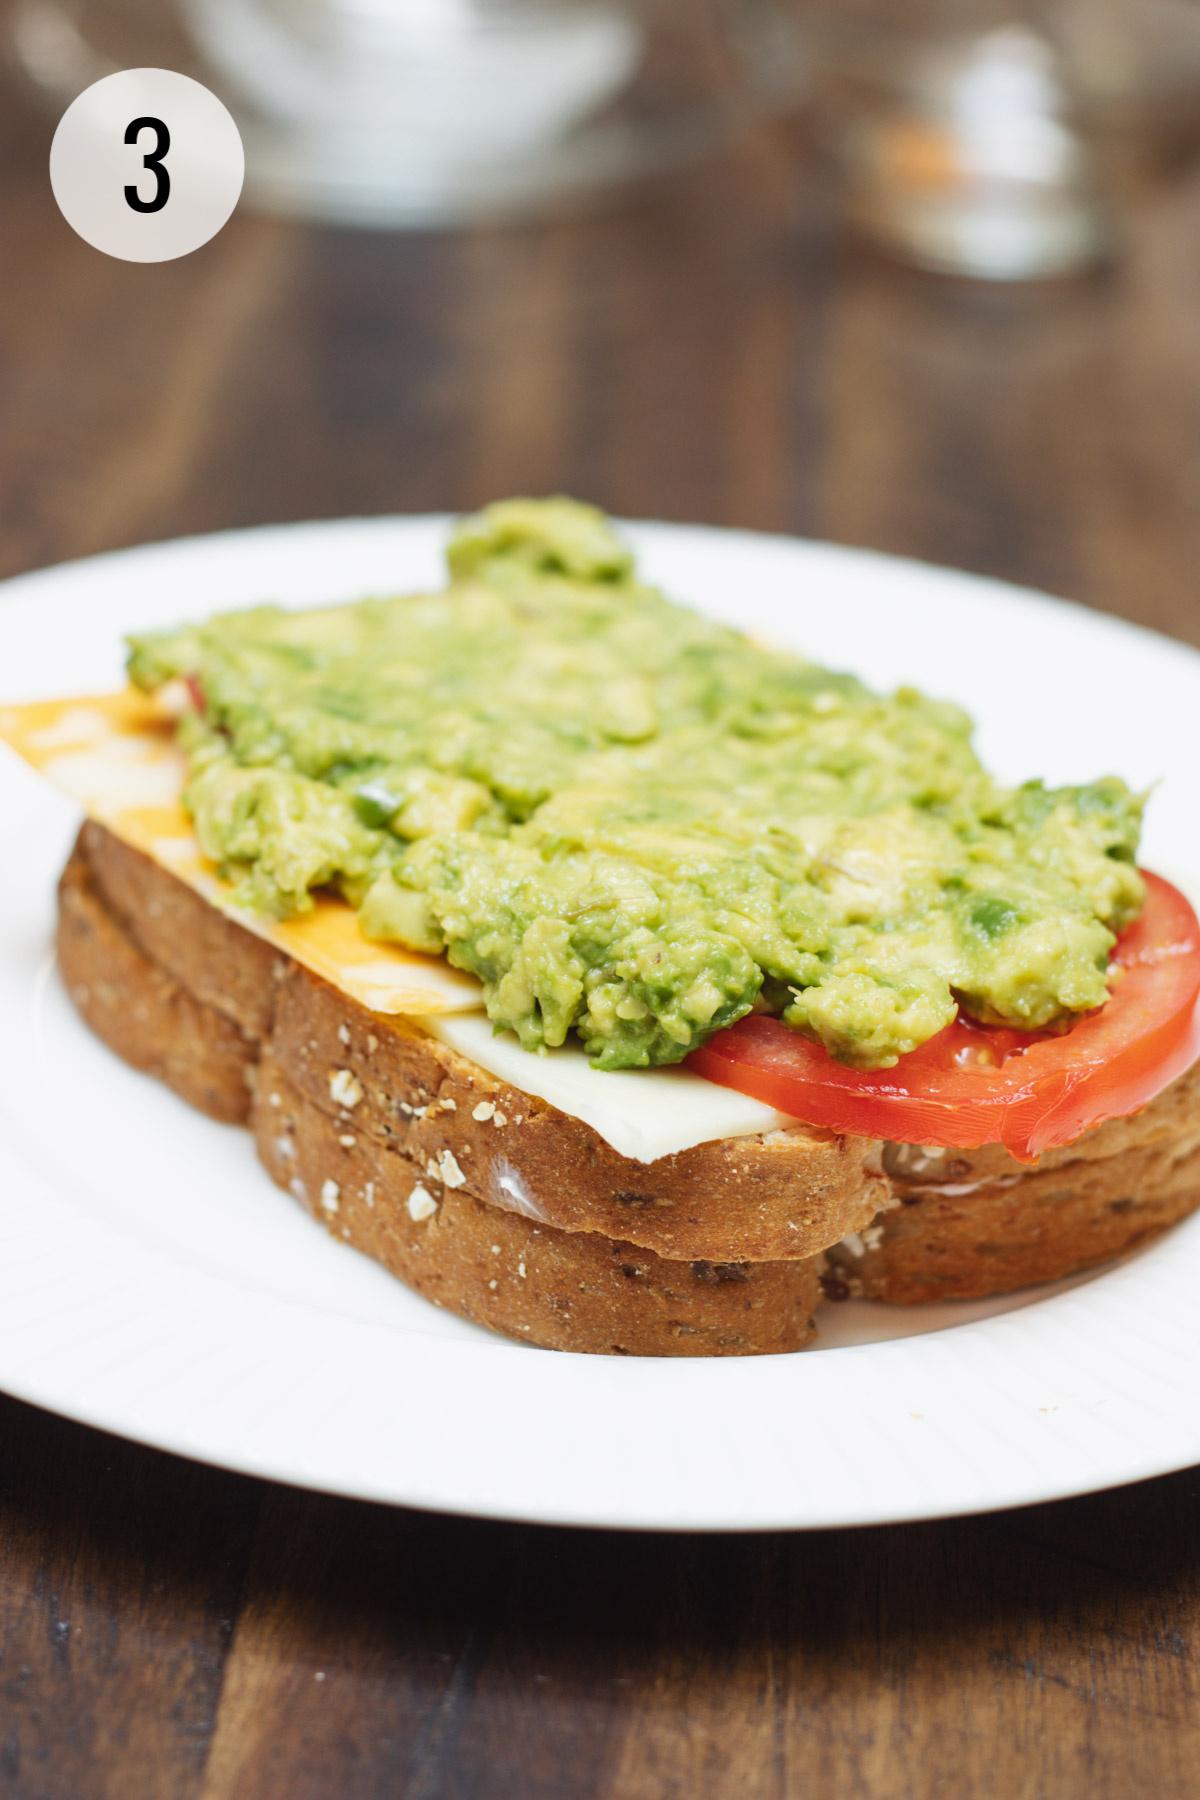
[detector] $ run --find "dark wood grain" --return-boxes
[6,1393,1200,1800]
[5,35,1200,1797]
[0,1396,259,1799]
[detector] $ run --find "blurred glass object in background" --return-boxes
[800,0,1200,279]
[10,0,806,225]
[844,21,1108,279]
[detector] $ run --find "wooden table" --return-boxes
[5,56,1200,1800]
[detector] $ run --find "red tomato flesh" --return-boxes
[686,871,1200,1164]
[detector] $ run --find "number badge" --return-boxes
[50,70,244,263]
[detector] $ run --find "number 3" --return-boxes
[124,117,170,214]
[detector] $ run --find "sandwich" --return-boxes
[6,498,1200,1355]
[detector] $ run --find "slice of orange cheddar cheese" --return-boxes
[0,688,485,1017]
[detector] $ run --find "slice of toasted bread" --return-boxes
[57,833,819,1354]
[256,1055,819,1355]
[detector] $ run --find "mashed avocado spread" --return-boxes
[127,499,1145,1071]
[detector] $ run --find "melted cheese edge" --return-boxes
[1,689,793,1162]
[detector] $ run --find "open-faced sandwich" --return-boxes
[5,499,1199,1355]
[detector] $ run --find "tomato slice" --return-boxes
[686,871,1200,1164]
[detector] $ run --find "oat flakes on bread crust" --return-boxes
[256,1056,820,1356]
[272,965,888,1263]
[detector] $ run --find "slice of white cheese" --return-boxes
[425,1014,796,1164]
[1,688,797,1163]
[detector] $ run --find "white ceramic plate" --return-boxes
[3,516,1200,1532]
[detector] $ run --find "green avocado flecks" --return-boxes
[127,497,1145,1070]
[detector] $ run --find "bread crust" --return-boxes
[827,1102,1200,1303]
[254,1055,819,1356]
[79,819,283,1039]
[876,1060,1200,1189]
[271,967,889,1262]
[57,847,257,1124]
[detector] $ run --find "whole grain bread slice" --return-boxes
[58,834,819,1354]
[256,1055,820,1355]
[269,960,889,1262]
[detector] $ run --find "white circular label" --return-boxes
[50,69,245,264]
